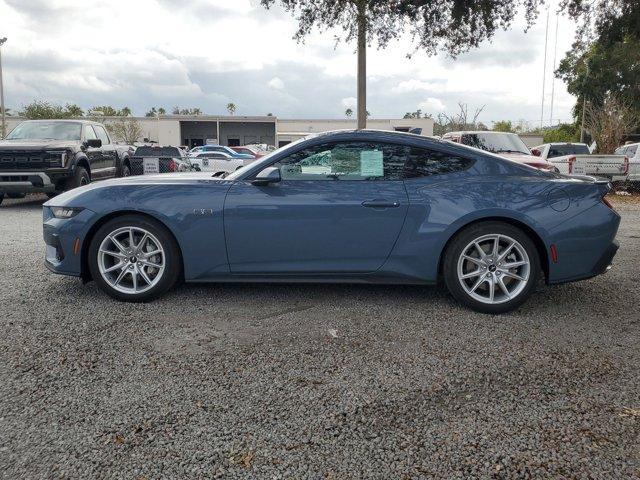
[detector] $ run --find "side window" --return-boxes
[274,141,405,181]
[84,125,98,140]
[93,125,110,145]
[627,145,638,157]
[403,147,474,179]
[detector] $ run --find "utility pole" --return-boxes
[356,0,367,130]
[540,8,549,129]
[580,64,590,143]
[0,37,7,139]
[549,15,559,126]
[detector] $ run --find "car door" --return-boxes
[93,125,117,178]
[82,125,104,177]
[223,140,409,274]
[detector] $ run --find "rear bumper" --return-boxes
[549,239,619,284]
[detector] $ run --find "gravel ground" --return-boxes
[1,194,639,479]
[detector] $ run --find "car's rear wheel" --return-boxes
[7,193,26,199]
[88,215,182,302]
[443,222,541,314]
[121,162,131,177]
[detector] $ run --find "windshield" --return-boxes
[547,144,590,158]
[460,133,530,155]
[6,122,82,141]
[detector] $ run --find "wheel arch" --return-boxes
[80,210,184,282]
[437,216,550,283]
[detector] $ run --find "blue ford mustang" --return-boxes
[43,130,620,313]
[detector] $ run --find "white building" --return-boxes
[2,115,435,148]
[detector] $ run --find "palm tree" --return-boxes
[345,108,353,118]
[226,103,236,116]
[158,107,166,115]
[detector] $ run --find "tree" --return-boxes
[145,107,157,117]
[19,101,82,119]
[261,0,551,131]
[158,107,166,115]
[404,109,422,119]
[542,123,580,143]
[227,103,236,115]
[345,108,353,118]
[556,0,640,127]
[105,117,143,144]
[432,103,486,136]
[90,105,120,116]
[493,120,514,132]
[583,95,638,153]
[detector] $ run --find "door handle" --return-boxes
[361,200,400,208]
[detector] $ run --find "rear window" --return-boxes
[547,144,590,158]
[134,146,182,157]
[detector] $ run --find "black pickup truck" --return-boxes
[0,119,133,204]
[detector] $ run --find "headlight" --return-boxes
[51,206,84,219]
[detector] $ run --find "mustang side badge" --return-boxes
[193,208,214,216]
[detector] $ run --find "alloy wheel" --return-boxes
[456,234,530,304]
[97,226,166,294]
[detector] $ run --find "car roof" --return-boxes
[20,119,105,126]
[443,131,517,136]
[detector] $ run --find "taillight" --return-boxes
[567,156,576,174]
[168,159,177,172]
[621,156,629,175]
[602,195,614,210]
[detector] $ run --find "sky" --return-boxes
[0,0,578,127]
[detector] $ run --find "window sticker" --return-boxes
[360,150,383,177]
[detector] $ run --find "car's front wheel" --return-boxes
[443,222,541,314]
[88,215,182,302]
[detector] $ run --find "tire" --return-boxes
[7,192,26,199]
[65,166,90,191]
[0,193,3,205]
[443,221,541,314]
[46,192,59,199]
[88,215,182,302]
[121,162,131,177]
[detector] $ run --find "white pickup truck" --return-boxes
[614,142,640,183]
[531,142,629,181]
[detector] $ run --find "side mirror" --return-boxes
[251,166,281,186]
[531,148,541,157]
[86,138,102,148]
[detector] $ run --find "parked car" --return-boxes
[129,146,192,175]
[230,145,267,158]
[442,131,556,171]
[0,119,132,203]
[42,130,620,314]
[615,143,640,182]
[532,142,629,180]
[189,145,254,159]
[188,151,255,176]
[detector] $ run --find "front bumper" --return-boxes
[0,171,57,193]
[43,207,96,277]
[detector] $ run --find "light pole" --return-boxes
[0,37,6,139]
[580,63,590,144]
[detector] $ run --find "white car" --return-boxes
[188,151,252,176]
[615,143,640,182]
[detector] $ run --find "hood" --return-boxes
[44,172,225,207]
[0,139,79,149]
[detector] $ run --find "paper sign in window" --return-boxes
[360,150,383,177]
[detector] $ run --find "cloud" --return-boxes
[341,97,357,108]
[268,77,285,90]
[0,0,578,125]
[418,98,446,112]
[392,80,443,93]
